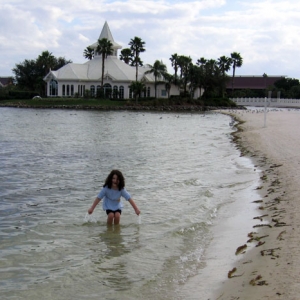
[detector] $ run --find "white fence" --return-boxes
[231,98,300,108]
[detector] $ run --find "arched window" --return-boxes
[119,86,124,99]
[71,85,74,96]
[129,87,133,99]
[67,85,70,96]
[79,85,85,96]
[62,85,66,96]
[96,85,101,97]
[90,85,95,97]
[113,86,118,99]
[147,87,150,97]
[49,79,58,96]
[103,83,112,98]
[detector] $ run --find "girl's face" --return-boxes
[112,174,119,189]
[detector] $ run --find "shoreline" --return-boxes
[0,103,245,112]
[212,109,300,299]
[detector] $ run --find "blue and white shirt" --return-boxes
[97,186,131,211]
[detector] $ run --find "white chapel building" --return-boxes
[44,22,179,99]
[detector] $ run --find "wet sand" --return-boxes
[213,108,300,299]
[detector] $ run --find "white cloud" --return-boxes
[0,0,299,79]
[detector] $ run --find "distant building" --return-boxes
[226,75,285,91]
[0,77,14,88]
[43,22,180,99]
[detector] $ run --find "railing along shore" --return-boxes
[231,97,300,108]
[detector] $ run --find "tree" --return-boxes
[12,59,38,91]
[55,56,72,69]
[217,55,232,97]
[230,52,243,93]
[187,64,200,99]
[274,77,300,98]
[145,60,167,98]
[36,51,57,76]
[170,53,180,86]
[131,56,143,68]
[201,59,221,98]
[129,36,146,81]
[96,38,114,86]
[177,55,192,94]
[119,48,133,64]
[164,73,174,99]
[195,58,207,98]
[83,46,94,60]
[196,57,207,67]
[36,51,54,95]
[274,77,300,91]
[128,80,146,104]
[36,51,72,95]
[12,51,72,96]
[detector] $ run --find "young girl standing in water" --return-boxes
[88,170,140,225]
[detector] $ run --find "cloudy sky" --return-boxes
[1,0,300,79]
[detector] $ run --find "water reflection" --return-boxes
[100,226,126,258]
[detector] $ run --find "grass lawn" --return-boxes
[0,98,129,107]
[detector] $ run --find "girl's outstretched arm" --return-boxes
[128,198,140,215]
[88,197,101,214]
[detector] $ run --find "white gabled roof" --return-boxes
[84,56,146,81]
[45,63,89,81]
[44,57,155,82]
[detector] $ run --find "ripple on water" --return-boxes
[0,109,259,299]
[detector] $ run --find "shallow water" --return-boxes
[0,108,259,299]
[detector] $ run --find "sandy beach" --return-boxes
[212,108,300,299]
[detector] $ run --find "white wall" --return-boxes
[231,98,300,108]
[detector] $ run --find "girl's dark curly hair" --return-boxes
[103,170,125,190]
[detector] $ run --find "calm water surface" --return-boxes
[0,108,258,299]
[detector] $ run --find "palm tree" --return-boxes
[119,48,133,64]
[145,60,167,98]
[96,38,114,86]
[131,56,143,68]
[128,80,146,104]
[36,51,56,75]
[217,56,232,97]
[164,73,174,98]
[83,46,94,60]
[263,73,269,96]
[230,52,243,94]
[187,64,200,99]
[196,57,207,67]
[195,58,207,98]
[36,51,57,96]
[201,59,219,98]
[55,56,72,69]
[169,53,180,86]
[129,36,146,82]
[177,55,192,94]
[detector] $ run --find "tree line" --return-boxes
[83,36,243,100]
[4,35,300,101]
[10,51,72,97]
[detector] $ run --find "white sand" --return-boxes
[212,108,300,299]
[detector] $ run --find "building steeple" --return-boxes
[99,21,114,41]
[90,21,122,57]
